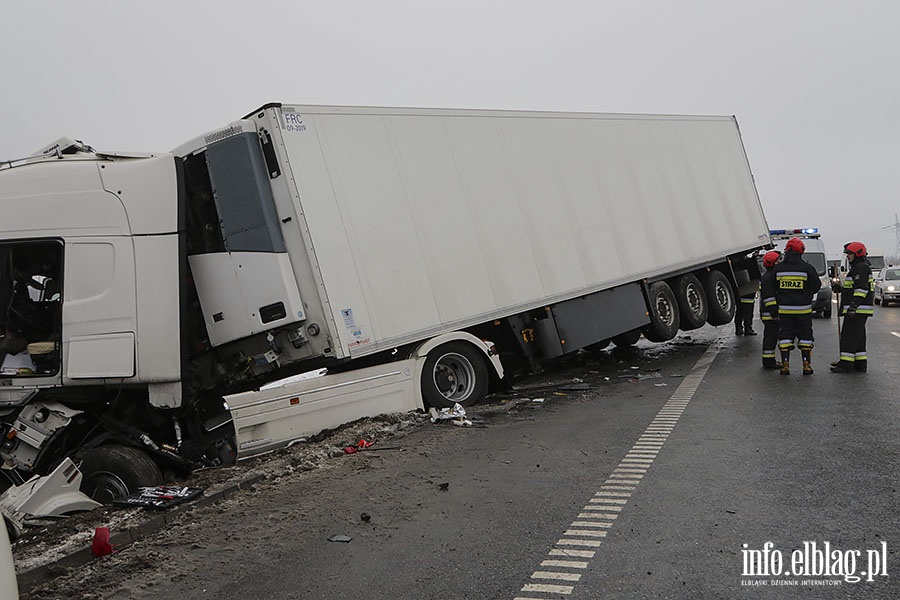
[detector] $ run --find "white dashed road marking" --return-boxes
[513,340,720,599]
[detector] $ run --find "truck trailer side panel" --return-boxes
[258,106,769,358]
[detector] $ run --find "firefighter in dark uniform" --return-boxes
[831,241,874,373]
[759,250,782,368]
[734,290,757,335]
[772,237,821,375]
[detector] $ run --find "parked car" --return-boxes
[0,518,17,600]
[874,267,900,306]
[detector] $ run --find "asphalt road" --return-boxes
[17,303,900,599]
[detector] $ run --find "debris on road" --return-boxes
[112,486,203,510]
[619,372,663,382]
[0,458,101,539]
[327,534,352,543]
[429,403,472,427]
[343,439,375,454]
[558,383,591,391]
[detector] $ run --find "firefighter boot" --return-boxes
[780,357,790,376]
[802,352,813,375]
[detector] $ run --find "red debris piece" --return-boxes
[91,527,114,558]
[343,439,375,454]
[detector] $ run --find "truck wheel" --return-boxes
[79,445,163,504]
[703,270,736,326]
[672,274,708,330]
[611,329,642,347]
[421,342,489,409]
[642,282,680,342]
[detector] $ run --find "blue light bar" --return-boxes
[769,228,819,235]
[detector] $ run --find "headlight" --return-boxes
[888,285,897,292]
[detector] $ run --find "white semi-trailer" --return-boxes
[0,104,770,501]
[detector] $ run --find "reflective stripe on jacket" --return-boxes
[772,253,821,316]
[840,258,874,316]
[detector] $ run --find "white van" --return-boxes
[769,228,833,318]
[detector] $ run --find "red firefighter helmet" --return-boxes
[784,237,805,254]
[762,250,782,268]
[844,241,867,257]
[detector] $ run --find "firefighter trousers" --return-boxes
[761,320,779,366]
[778,314,813,360]
[838,315,868,370]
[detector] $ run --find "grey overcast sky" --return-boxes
[2,1,898,259]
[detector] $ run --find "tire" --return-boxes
[672,274,708,330]
[703,270,736,326]
[611,329,642,347]
[421,342,489,409]
[79,444,163,504]
[823,303,832,318]
[642,281,680,342]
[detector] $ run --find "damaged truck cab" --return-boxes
[0,142,212,499]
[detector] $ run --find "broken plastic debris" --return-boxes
[624,372,663,382]
[344,439,375,454]
[654,383,668,387]
[328,534,352,543]
[112,485,203,510]
[531,397,545,403]
[429,403,467,423]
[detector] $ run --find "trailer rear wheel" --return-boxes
[79,444,163,504]
[673,274,708,330]
[611,329,642,347]
[703,270,736,326]
[643,282,680,342]
[421,342,489,409]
